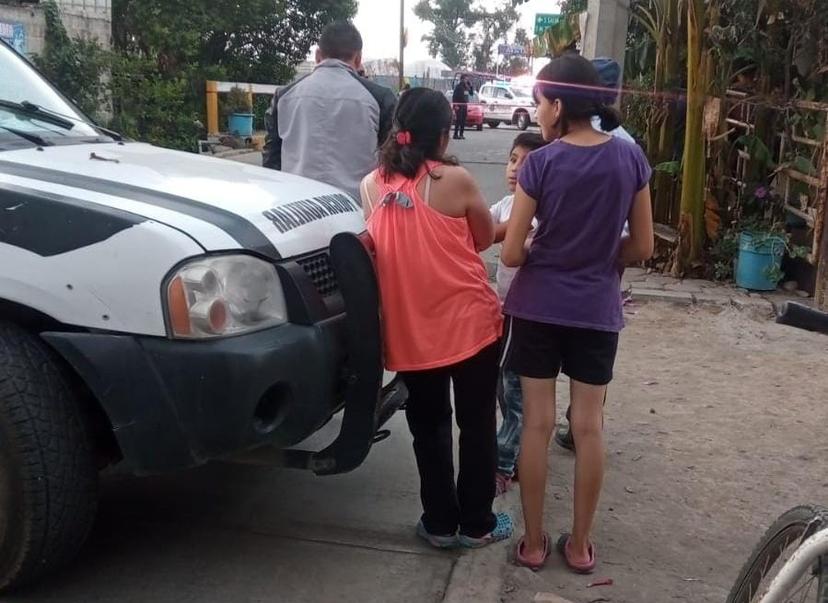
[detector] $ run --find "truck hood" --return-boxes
[0,142,366,259]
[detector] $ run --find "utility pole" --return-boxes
[398,0,405,91]
[581,0,630,78]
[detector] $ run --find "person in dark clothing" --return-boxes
[452,75,472,140]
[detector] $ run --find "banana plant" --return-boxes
[673,0,717,274]
[630,0,684,226]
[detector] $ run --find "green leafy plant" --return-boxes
[709,183,809,284]
[108,55,202,151]
[654,160,682,175]
[32,0,108,118]
[709,230,739,281]
[222,87,253,119]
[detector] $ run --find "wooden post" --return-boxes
[398,0,405,91]
[206,80,219,136]
[814,110,828,311]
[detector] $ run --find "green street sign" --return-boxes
[534,13,562,36]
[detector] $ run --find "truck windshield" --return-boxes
[0,42,100,146]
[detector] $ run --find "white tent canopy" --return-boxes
[403,58,452,78]
[363,57,453,79]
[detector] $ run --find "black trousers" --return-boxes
[454,105,468,138]
[401,341,499,537]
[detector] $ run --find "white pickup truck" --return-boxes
[0,40,404,592]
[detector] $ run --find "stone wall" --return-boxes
[0,0,111,57]
[56,0,111,46]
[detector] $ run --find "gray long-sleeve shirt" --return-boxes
[263,59,397,200]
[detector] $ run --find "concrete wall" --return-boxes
[0,4,45,55]
[0,0,111,57]
[580,0,630,80]
[57,0,111,47]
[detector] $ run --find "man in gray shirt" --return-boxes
[263,22,397,200]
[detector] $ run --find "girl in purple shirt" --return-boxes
[501,54,654,572]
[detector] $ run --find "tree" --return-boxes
[470,2,518,73]
[559,0,588,15]
[112,0,357,83]
[630,0,684,226]
[105,0,356,150]
[673,0,717,274]
[499,28,531,76]
[414,0,480,69]
[33,1,108,117]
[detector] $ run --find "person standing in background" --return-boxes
[263,22,396,199]
[452,75,472,140]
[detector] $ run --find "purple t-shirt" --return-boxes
[504,136,652,332]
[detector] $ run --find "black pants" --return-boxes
[401,342,499,538]
[454,105,467,138]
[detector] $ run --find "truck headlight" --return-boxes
[165,255,287,339]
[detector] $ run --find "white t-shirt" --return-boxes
[594,118,635,236]
[592,117,636,144]
[491,195,538,302]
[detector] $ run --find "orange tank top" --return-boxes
[365,162,502,372]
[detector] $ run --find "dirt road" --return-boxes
[502,301,828,603]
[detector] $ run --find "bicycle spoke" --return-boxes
[788,574,815,603]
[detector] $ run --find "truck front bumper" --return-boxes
[43,233,404,476]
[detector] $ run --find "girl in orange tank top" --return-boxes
[360,88,511,548]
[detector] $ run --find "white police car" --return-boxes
[0,40,403,592]
[477,81,536,130]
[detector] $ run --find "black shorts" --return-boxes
[502,316,619,386]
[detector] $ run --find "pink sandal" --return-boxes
[514,532,551,571]
[556,533,596,574]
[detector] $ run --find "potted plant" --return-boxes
[223,86,254,137]
[734,183,808,290]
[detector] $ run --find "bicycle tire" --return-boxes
[726,505,828,603]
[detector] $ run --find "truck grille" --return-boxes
[296,252,339,297]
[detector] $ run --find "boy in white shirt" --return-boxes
[492,132,546,495]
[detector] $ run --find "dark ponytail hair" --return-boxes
[378,87,457,181]
[534,54,622,134]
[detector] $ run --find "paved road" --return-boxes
[9,127,525,603]
[234,125,526,203]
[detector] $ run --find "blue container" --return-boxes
[735,232,785,291]
[228,113,254,136]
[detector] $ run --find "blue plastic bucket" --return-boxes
[228,113,254,136]
[735,232,785,291]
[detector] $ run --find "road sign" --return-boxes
[534,13,562,36]
[497,44,526,57]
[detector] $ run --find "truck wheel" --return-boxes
[0,322,98,593]
[487,121,500,129]
[477,124,483,131]
[516,112,530,131]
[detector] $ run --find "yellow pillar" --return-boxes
[206,80,219,136]
[246,85,254,114]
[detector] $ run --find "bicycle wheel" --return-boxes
[727,505,828,603]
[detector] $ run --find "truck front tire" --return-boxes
[0,322,98,593]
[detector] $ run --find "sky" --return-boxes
[353,0,562,63]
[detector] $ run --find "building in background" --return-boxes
[0,0,111,57]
